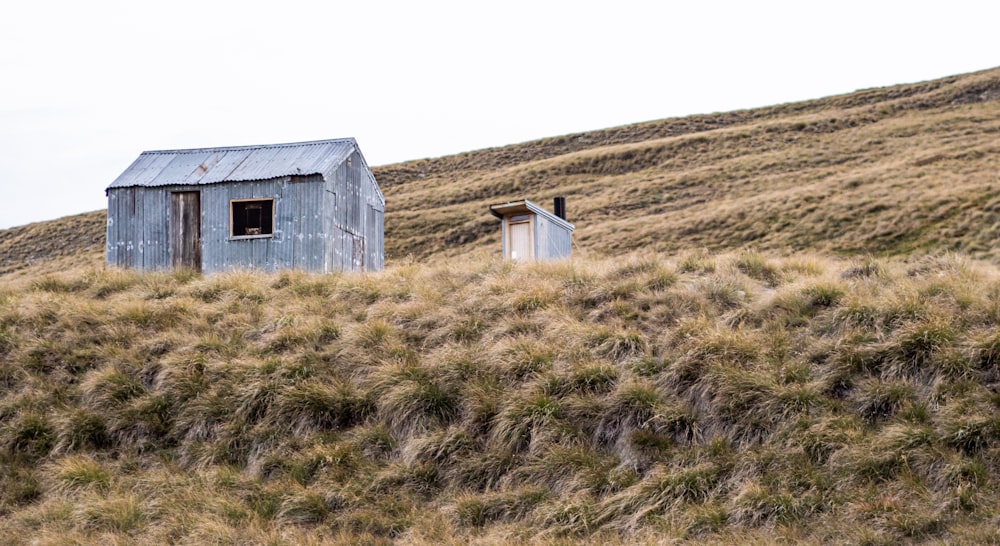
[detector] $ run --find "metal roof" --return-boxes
[107,138,359,189]
[489,199,575,231]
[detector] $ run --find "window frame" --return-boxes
[229,198,275,240]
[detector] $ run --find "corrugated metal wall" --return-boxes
[106,164,384,273]
[106,186,171,270]
[534,214,572,260]
[323,150,384,272]
[198,175,328,273]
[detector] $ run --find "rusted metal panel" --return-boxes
[112,153,178,188]
[155,153,215,188]
[108,139,357,189]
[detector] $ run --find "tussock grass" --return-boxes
[3,251,1000,542]
[48,455,112,493]
[2,68,997,542]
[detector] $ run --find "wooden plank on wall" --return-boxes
[169,191,202,271]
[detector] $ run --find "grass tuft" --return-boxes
[4,246,1000,541]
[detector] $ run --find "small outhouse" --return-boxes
[489,197,574,261]
[105,138,384,274]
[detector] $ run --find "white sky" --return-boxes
[1,0,998,229]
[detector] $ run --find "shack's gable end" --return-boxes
[323,150,385,272]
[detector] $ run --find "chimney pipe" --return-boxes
[553,196,567,221]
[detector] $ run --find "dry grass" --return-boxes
[2,66,1000,543]
[0,211,105,278]
[379,66,1000,262]
[1,251,1000,542]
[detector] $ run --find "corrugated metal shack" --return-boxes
[489,198,574,261]
[106,138,384,273]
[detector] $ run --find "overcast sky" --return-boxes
[1,0,997,229]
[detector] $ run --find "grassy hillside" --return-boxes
[2,252,1000,543]
[379,66,1000,261]
[2,67,999,274]
[0,212,105,279]
[2,67,1000,544]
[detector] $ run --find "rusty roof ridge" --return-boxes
[141,137,356,155]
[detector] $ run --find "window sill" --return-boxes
[229,234,274,241]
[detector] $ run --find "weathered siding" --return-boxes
[323,149,384,272]
[499,217,509,258]
[352,148,385,271]
[106,139,384,274]
[200,176,326,273]
[143,189,169,269]
[107,187,156,269]
[489,199,573,263]
[106,188,126,267]
[367,206,384,270]
[535,213,573,260]
[108,176,332,273]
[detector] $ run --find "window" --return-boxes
[230,199,274,238]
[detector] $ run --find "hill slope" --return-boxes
[0,212,105,278]
[2,68,1000,544]
[379,66,1000,261]
[2,66,999,276]
[2,252,1000,543]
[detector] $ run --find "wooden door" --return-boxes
[170,192,201,271]
[508,220,532,261]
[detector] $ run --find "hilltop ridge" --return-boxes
[374,68,999,188]
[381,66,1000,261]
